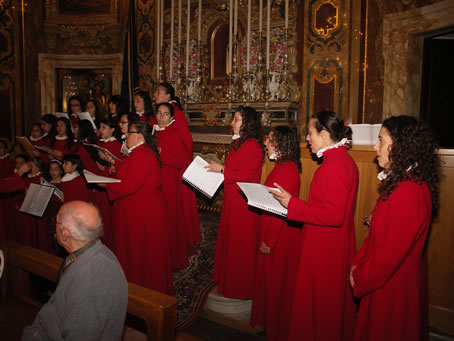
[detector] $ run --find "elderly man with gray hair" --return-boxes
[22,201,128,341]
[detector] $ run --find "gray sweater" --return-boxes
[22,241,128,341]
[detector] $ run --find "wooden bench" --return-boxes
[0,239,180,341]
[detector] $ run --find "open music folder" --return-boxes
[20,183,55,217]
[83,170,121,184]
[237,182,288,217]
[16,136,35,156]
[182,156,224,198]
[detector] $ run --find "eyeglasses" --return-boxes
[127,131,140,134]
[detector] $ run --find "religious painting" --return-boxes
[58,0,112,16]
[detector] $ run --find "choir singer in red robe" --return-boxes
[349,116,440,341]
[206,106,263,299]
[272,111,358,341]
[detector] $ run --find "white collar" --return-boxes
[30,134,46,142]
[55,135,68,140]
[0,153,10,160]
[232,134,241,140]
[28,172,41,178]
[127,141,145,154]
[100,136,116,143]
[377,163,417,182]
[61,171,80,182]
[121,133,126,140]
[136,111,144,117]
[268,153,277,161]
[71,112,80,117]
[111,113,117,117]
[120,141,130,156]
[316,138,348,158]
[152,119,175,134]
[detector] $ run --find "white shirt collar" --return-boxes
[232,134,241,140]
[136,111,144,117]
[61,171,80,182]
[55,135,68,140]
[100,136,116,143]
[28,172,41,178]
[120,141,129,156]
[377,163,417,182]
[127,141,145,154]
[0,153,10,160]
[316,138,348,158]
[268,153,277,161]
[152,119,175,135]
[30,134,46,142]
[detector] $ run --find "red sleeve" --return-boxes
[287,162,353,227]
[159,131,185,169]
[223,140,262,185]
[352,183,430,297]
[173,105,193,158]
[106,151,153,201]
[0,173,26,193]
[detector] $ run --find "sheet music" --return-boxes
[16,136,35,156]
[34,145,56,154]
[20,183,54,217]
[182,156,224,198]
[83,143,122,161]
[237,182,287,217]
[83,170,121,184]
[40,178,64,200]
[77,111,97,130]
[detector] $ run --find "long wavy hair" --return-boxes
[50,117,74,150]
[157,83,182,110]
[108,95,127,117]
[75,120,97,152]
[312,111,352,143]
[133,91,154,121]
[130,121,161,167]
[233,106,264,158]
[270,126,302,173]
[379,115,441,219]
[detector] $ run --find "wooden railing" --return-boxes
[0,239,178,341]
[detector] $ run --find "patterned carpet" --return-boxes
[173,212,219,330]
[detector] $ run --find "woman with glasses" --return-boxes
[272,111,358,341]
[106,121,173,295]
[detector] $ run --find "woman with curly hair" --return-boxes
[133,90,156,125]
[349,116,440,341]
[206,106,263,299]
[250,126,302,341]
[272,111,358,341]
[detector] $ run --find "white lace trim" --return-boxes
[316,138,348,158]
[377,163,417,182]
[30,134,47,142]
[0,153,10,160]
[61,172,80,182]
[28,172,41,178]
[152,119,175,135]
[55,135,68,141]
[100,136,116,143]
[127,141,145,154]
[268,153,277,161]
[136,111,144,117]
[232,134,241,140]
[120,141,129,156]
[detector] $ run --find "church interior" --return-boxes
[0,0,454,340]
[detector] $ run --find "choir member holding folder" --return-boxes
[250,126,302,341]
[48,117,75,160]
[67,95,83,127]
[133,90,156,125]
[154,83,201,247]
[350,116,440,341]
[271,111,358,341]
[206,106,263,299]
[106,121,173,295]
[61,154,89,203]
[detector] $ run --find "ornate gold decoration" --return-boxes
[313,1,339,38]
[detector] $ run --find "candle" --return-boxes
[246,0,251,72]
[160,0,164,49]
[156,0,160,80]
[266,0,270,70]
[259,0,262,33]
[178,0,182,45]
[285,0,288,30]
[170,0,174,80]
[229,0,233,74]
[198,0,202,42]
[234,0,238,37]
[186,0,190,77]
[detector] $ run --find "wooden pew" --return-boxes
[0,239,178,341]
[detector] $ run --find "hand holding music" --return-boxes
[205,160,224,173]
[259,241,272,254]
[270,183,292,208]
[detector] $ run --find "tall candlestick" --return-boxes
[266,0,270,70]
[178,0,182,45]
[259,0,262,33]
[170,0,174,80]
[198,0,202,42]
[229,0,233,74]
[246,0,251,72]
[285,0,288,29]
[156,0,160,80]
[234,0,238,37]
[186,0,190,77]
[160,0,164,49]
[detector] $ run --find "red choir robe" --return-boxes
[0,172,26,238]
[70,114,80,127]
[156,123,189,269]
[351,180,432,341]
[31,135,51,166]
[50,138,76,159]
[106,144,174,295]
[213,138,263,299]
[0,154,15,179]
[60,172,90,203]
[138,113,157,126]
[0,154,15,237]
[286,146,358,341]
[171,103,201,246]
[250,161,301,341]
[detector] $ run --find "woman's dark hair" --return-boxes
[15,153,30,163]
[157,83,182,110]
[86,99,102,126]
[75,120,97,152]
[63,153,85,179]
[67,95,84,114]
[270,126,302,172]
[234,106,264,158]
[129,121,161,167]
[30,157,44,174]
[379,115,441,219]
[50,117,74,150]
[41,114,57,137]
[100,117,122,141]
[311,111,352,143]
[31,122,43,133]
[108,95,127,117]
[46,159,63,181]
[134,91,154,121]
[156,102,175,118]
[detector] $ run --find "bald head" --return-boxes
[58,201,103,242]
